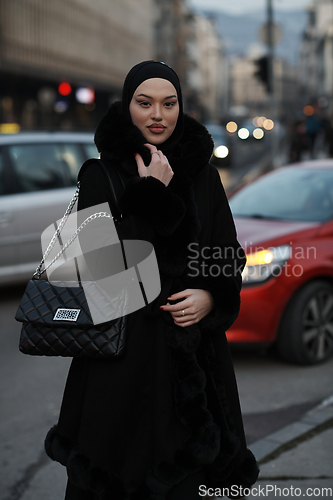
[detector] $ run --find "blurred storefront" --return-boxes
[0,0,154,131]
[300,0,333,115]
[0,0,227,131]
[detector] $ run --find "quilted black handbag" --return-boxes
[15,159,129,359]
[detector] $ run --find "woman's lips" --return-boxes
[148,125,166,134]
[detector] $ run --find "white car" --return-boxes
[0,132,98,285]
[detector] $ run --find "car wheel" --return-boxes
[276,280,333,365]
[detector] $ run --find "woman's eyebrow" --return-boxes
[136,93,177,100]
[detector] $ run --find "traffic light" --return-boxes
[58,82,72,96]
[254,56,271,92]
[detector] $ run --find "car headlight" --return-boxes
[242,244,291,283]
[238,128,250,139]
[214,145,229,158]
[253,128,264,139]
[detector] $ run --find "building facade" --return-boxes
[0,0,154,129]
[188,14,228,121]
[153,3,228,121]
[0,0,230,130]
[300,0,333,113]
[230,56,299,121]
[230,57,268,116]
[153,0,200,115]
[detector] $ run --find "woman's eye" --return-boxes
[165,102,177,107]
[138,101,150,107]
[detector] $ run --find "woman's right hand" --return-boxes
[134,143,174,187]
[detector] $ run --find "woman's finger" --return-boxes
[170,308,196,321]
[173,318,198,328]
[137,144,174,186]
[144,143,158,154]
[173,314,197,324]
[160,299,190,313]
[167,290,192,301]
[176,308,188,317]
[134,153,148,177]
[171,313,189,321]
[151,151,162,161]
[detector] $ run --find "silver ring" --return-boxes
[152,151,160,155]
[181,310,185,316]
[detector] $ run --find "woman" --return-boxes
[45,61,259,500]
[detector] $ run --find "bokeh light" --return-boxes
[58,82,72,96]
[226,121,238,133]
[303,105,314,116]
[214,145,229,158]
[263,119,274,130]
[253,128,264,139]
[54,99,69,113]
[238,128,250,140]
[76,87,95,104]
[318,97,328,108]
[256,116,267,127]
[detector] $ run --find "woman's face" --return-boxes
[129,78,179,145]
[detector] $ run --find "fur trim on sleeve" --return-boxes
[185,240,246,332]
[219,449,260,498]
[183,266,243,333]
[195,274,242,333]
[118,176,186,236]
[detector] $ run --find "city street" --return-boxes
[230,132,273,171]
[1,0,332,498]
[217,130,284,193]
[1,285,333,500]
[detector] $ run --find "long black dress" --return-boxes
[45,102,259,499]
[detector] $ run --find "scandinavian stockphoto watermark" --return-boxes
[40,202,161,324]
[198,484,333,497]
[187,242,317,280]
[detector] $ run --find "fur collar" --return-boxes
[94,101,214,180]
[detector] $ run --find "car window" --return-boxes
[7,143,82,193]
[82,143,99,159]
[229,167,333,223]
[58,144,84,184]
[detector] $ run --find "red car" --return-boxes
[227,159,333,365]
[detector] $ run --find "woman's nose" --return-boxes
[151,105,163,120]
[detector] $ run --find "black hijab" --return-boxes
[121,60,184,152]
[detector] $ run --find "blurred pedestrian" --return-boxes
[45,60,259,500]
[305,107,323,158]
[322,115,333,158]
[288,119,307,163]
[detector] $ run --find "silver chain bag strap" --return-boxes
[15,159,128,359]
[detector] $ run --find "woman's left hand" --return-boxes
[160,289,214,327]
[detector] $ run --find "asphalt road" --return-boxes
[1,284,333,500]
[231,134,271,169]
[217,132,275,193]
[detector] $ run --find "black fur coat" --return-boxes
[45,102,259,499]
